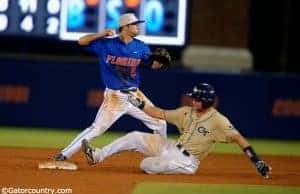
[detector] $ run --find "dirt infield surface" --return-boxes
[0,147,300,194]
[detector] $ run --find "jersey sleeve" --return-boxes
[164,107,189,130]
[85,38,106,56]
[140,44,152,66]
[214,113,240,143]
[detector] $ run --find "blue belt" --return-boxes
[119,87,137,93]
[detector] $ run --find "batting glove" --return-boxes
[255,160,272,179]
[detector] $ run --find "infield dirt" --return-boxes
[0,147,299,194]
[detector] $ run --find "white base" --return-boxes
[38,161,78,171]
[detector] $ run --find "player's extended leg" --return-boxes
[55,89,128,160]
[126,90,167,138]
[140,148,199,175]
[82,131,164,164]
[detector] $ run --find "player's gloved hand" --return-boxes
[255,160,272,178]
[128,94,145,109]
[149,48,171,70]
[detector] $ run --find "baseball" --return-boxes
[107,29,116,36]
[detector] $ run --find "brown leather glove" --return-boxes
[149,48,171,70]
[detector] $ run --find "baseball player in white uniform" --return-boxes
[54,13,170,161]
[81,83,271,178]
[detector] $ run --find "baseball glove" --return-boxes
[149,48,171,69]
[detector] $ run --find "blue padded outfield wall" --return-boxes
[0,59,300,139]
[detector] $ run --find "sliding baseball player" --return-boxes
[81,83,271,178]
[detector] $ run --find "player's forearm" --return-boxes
[232,133,250,149]
[232,133,262,164]
[144,104,165,120]
[78,32,107,46]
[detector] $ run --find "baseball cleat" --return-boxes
[54,153,66,161]
[81,139,97,165]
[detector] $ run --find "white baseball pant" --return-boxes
[93,131,200,174]
[61,88,167,158]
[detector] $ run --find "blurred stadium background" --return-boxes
[0,0,298,138]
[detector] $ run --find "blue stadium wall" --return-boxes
[0,59,299,139]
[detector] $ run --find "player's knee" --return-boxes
[89,123,109,136]
[140,158,156,174]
